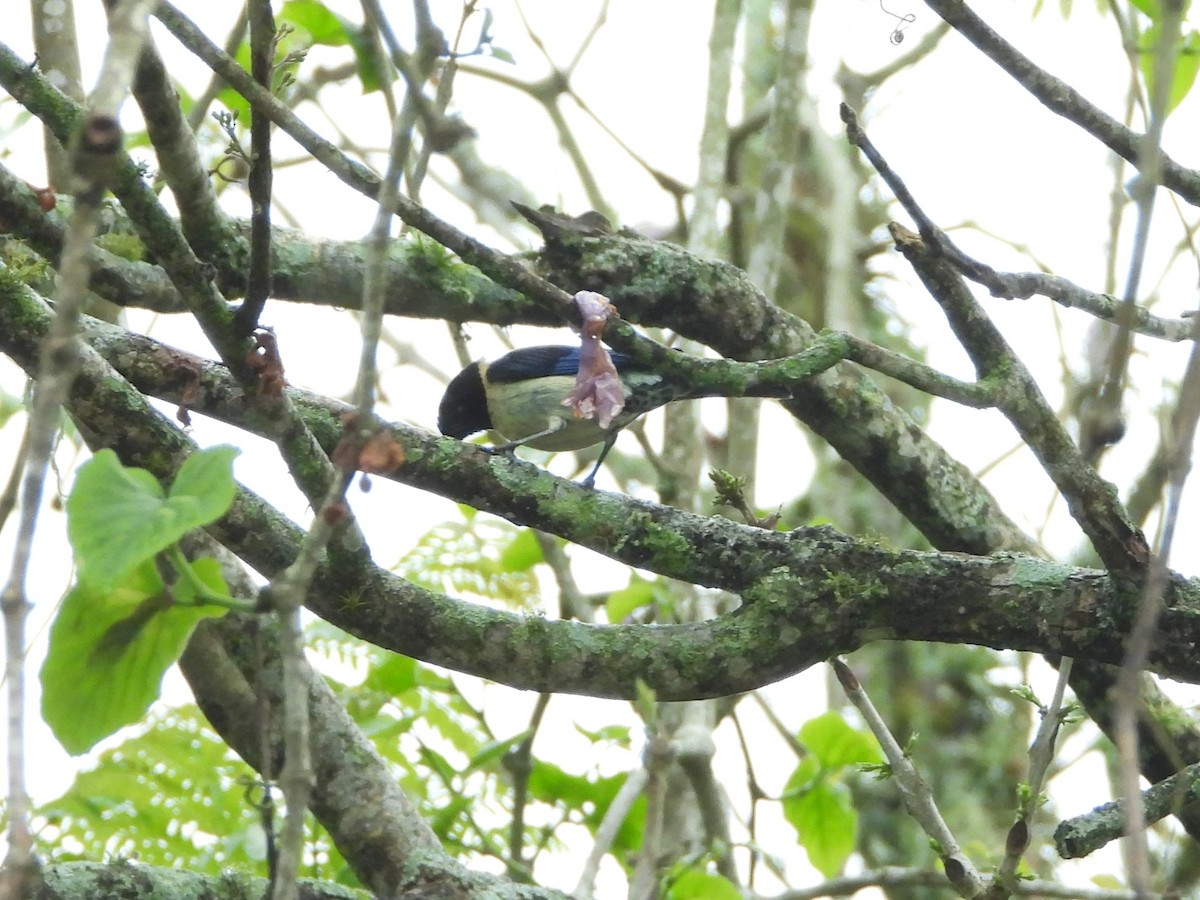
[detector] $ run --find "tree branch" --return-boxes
[5,285,1200,701]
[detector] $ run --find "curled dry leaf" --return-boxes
[358,431,405,475]
[246,329,286,397]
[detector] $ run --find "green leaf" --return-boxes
[782,755,821,795]
[666,869,741,900]
[344,19,392,93]
[213,41,254,121]
[362,653,419,695]
[418,744,458,787]
[527,760,646,851]
[279,0,351,45]
[499,528,542,572]
[0,385,24,429]
[40,559,228,755]
[67,447,239,591]
[606,574,656,624]
[799,711,882,769]
[429,793,472,839]
[215,84,251,122]
[170,445,239,511]
[1170,31,1200,112]
[466,731,531,772]
[1139,25,1200,113]
[94,231,146,262]
[782,778,857,878]
[574,723,632,747]
[399,516,538,607]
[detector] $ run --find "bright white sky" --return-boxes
[3,0,1200,894]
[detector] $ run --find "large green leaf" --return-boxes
[782,777,857,878]
[67,447,238,591]
[799,710,882,770]
[528,760,646,854]
[40,558,229,755]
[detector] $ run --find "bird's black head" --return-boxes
[438,361,492,439]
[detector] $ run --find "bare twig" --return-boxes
[838,104,1193,343]
[836,21,950,113]
[504,0,617,218]
[729,707,774,888]
[574,767,649,899]
[1115,329,1200,895]
[1092,1,1182,464]
[1103,4,1189,892]
[0,2,157,896]
[994,659,1075,890]
[676,719,738,884]
[628,724,674,900]
[234,0,277,336]
[833,659,985,897]
[842,104,1149,576]
[406,0,471,201]
[30,0,84,185]
[505,692,550,879]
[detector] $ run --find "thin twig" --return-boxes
[833,658,986,897]
[676,719,738,884]
[1108,5,1187,893]
[573,767,649,899]
[234,0,276,336]
[406,0,471,201]
[0,2,157,896]
[729,707,771,888]
[842,104,1149,576]
[994,658,1075,890]
[505,692,550,879]
[1114,334,1200,894]
[627,725,673,900]
[838,104,1193,342]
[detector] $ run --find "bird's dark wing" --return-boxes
[485,345,641,383]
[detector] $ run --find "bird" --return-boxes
[437,343,784,487]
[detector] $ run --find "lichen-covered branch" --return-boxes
[4,282,1200,701]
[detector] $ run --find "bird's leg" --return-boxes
[579,431,621,489]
